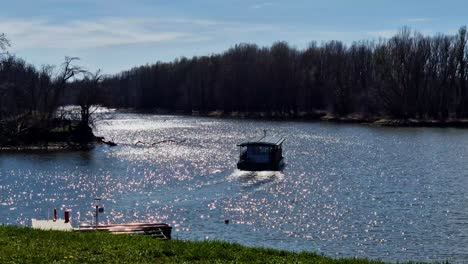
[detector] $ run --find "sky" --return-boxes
[0,0,467,74]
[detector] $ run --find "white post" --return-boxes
[94,198,101,229]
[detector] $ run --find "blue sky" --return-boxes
[1,0,467,74]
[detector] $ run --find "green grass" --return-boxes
[0,226,386,264]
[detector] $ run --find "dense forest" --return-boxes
[2,27,468,124]
[100,27,468,119]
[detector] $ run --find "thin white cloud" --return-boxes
[367,30,398,39]
[0,17,278,51]
[251,2,274,9]
[0,18,188,50]
[404,18,434,23]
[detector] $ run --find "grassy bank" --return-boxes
[0,227,383,263]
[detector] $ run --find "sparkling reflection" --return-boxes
[1,112,468,262]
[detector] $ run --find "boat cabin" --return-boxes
[237,136,285,171]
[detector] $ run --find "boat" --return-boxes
[237,135,285,171]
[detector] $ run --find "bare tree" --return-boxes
[45,57,85,120]
[0,33,9,54]
[455,27,468,115]
[77,69,105,126]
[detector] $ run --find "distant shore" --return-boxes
[3,109,466,151]
[136,108,468,128]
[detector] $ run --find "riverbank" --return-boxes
[148,109,468,128]
[320,113,468,128]
[0,137,114,151]
[0,227,383,263]
[0,117,116,151]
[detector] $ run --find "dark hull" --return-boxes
[237,159,285,171]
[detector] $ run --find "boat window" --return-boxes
[245,145,271,163]
[254,146,270,154]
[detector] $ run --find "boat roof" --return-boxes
[237,135,285,147]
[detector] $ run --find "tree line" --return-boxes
[2,27,468,123]
[100,27,468,119]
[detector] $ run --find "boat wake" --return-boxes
[227,169,284,186]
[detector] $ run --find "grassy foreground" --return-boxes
[0,227,384,264]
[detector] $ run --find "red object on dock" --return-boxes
[64,211,70,223]
[53,208,57,222]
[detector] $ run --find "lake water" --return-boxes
[1,111,468,262]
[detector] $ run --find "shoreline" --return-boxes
[0,226,388,263]
[128,108,468,128]
[0,136,115,152]
[2,110,467,151]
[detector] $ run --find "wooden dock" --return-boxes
[31,219,73,231]
[31,207,171,239]
[76,223,172,239]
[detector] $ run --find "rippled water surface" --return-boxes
[1,112,468,262]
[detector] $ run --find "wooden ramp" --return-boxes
[77,223,172,240]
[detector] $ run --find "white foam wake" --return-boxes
[227,169,284,186]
